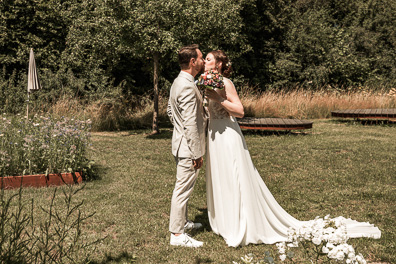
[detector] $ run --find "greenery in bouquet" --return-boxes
[0,113,92,177]
[197,69,225,90]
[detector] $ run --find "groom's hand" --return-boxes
[193,157,203,170]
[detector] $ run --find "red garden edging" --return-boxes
[0,172,82,189]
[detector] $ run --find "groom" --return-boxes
[167,44,207,248]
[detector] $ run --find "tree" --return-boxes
[118,0,251,134]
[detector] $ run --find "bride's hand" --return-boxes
[205,88,224,102]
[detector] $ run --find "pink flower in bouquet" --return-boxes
[197,70,224,90]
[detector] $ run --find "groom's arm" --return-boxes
[167,100,174,125]
[178,85,203,160]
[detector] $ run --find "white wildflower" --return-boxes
[356,254,366,264]
[241,255,253,263]
[326,242,335,249]
[322,246,329,253]
[336,251,345,261]
[276,242,286,254]
[312,237,322,245]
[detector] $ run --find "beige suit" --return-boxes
[167,71,207,233]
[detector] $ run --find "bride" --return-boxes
[203,50,381,247]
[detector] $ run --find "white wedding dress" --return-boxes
[205,86,381,247]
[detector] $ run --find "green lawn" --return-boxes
[10,119,395,263]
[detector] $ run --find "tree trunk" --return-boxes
[151,52,160,134]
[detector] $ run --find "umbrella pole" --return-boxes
[27,92,30,120]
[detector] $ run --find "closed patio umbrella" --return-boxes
[27,48,41,118]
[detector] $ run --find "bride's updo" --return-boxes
[210,50,232,78]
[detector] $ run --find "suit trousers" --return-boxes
[169,157,200,234]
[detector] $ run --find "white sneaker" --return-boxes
[170,233,203,248]
[184,220,203,230]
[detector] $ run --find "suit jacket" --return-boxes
[167,71,207,159]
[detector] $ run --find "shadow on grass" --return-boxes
[189,207,212,234]
[241,129,312,136]
[330,118,396,126]
[135,127,314,139]
[193,256,215,263]
[90,251,136,264]
[145,129,173,139]
[82,164,110,182]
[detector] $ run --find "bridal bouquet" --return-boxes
[197,70,225,90]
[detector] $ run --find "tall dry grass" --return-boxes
[43,95,170,131]
[241,88,396,119]
[32,88,396,131]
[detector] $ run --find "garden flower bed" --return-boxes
[0,172,83,189]
[0,114,91,188]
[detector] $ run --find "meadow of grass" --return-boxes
[240,87,396,119]
[3,119,395,263]
[32,88,396,132]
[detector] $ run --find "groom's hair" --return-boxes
[178,44,199,70]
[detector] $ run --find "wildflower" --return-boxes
[241,255,253,263]
[322,246,329,253]
[356,254,366,264]
[279,254,287,261]
[312,237,322,245]
[276,242,286,254]
[336,251,345,261]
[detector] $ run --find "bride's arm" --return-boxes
[205,79,244,118]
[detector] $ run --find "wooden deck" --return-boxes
[331,109,396,120]
[237,117,313,131]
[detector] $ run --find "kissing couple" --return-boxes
[166,44,381,248]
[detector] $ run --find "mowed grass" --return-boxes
[6,119,395,263]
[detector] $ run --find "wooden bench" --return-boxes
[331,109,396,120]
[237,117,313,131]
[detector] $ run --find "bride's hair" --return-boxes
[209,50,232,77]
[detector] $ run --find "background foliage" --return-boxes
[0,0,395,113]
